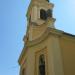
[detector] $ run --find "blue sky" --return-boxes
[0,0,75,75]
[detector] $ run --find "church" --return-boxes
[18,0,75,75]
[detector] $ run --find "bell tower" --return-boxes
[18,0,64,75]
[26,0,56,41]
[18,0,75,75]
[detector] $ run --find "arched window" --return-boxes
[22,68,25,75]
[40,9,47,20]
[47,9,52,18]
[39,54,45,75]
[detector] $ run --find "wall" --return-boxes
[60,36,75,75]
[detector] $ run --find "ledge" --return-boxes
[18,27,75,65]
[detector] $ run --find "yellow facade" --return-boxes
[18,0,75,75]
[59,34,75,75]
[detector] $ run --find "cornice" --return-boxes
[26,27,54,47]
[18,27,75,65]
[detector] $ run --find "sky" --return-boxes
[0,0,75,75]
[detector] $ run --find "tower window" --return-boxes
[46,0,49,2]
[40,9,47,20]
[39,54,45,75]
[47,9,52,18]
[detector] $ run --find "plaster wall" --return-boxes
[59,37,75,75]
